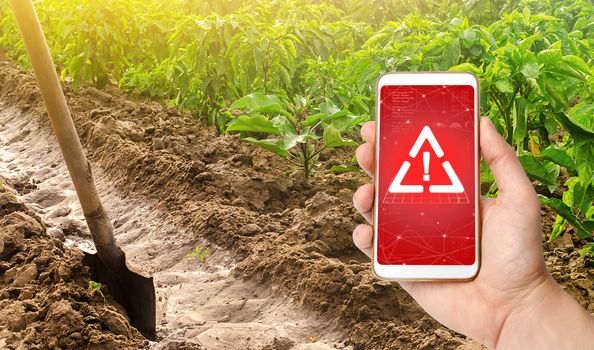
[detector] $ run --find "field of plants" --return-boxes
[1,0,592,246]
[0,0,593,348]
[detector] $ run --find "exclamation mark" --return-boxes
[423,152,430,181]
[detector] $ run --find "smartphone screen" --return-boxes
[377,83,477,266]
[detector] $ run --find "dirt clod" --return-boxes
[0,180,146,350]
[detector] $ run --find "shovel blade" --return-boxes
[83,252,157,340]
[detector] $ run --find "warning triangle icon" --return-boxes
[388,126,464,194]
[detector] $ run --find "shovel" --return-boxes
[9,0,156,340]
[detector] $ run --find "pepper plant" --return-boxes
[225,92,366,177]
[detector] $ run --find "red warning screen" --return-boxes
[377,85,476,265]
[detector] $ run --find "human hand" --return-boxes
[352,117,594,349]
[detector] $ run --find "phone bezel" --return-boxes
[373,72,481,281]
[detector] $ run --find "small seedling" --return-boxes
[186,246,209,263]
[89,280,102,290]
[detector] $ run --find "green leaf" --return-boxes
[550,112,594,185]
[300,125,320,143]
[560,55,591,77]
[275,41,290,68]
[302,113,324,126]
[544,162,560,193]
[278,66,291,86]
[279,128,307,149]
[319,100,340,117]
[544,116,560,136]
[89,281,102,291]
[512,97,527,144]
[538,147,577,175]
[518,154,557,185]
[322,110,349,123]
[521,62,540,78]
[480,159,494,183]
[230,93,283,114]
[580,244,594,258]
[318,100,352,124]
[325,113,367,132]
[573,180,593,216]
[548,215,566,241]
[448,63,481,75]
[562,177,578,207]
[345,115,370,130]
[540,75,567,109]
[330,165,359,174]
[442,39,460,68]
[226,115,280,134]
[323,124,357,148]
[537,49,562,66]
[567,103,594,134]
[555,64,587,81]
[460,29,477,48]
[271,115,296,136]
[539,195,593,239]
[352,95,370,114]
[574,139,594,185]
[495,79,514,93]
[242,137,289,158]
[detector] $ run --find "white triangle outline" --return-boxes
[388,126,464,193]
[408,125,444,158]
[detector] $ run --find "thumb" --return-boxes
[480,117,533,198]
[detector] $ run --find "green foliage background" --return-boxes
[0,0,592,252]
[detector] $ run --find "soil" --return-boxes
[1,55,592,349]
[0,178,147,349]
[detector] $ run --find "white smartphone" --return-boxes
[373,72,480,281]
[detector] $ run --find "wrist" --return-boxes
[495,274,594,349]
[494,274,558,349]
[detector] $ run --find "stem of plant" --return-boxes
[263,41,270,94]
[285,154,301,167]
[300,142,310,177]
[490,90,512,144]
[506,85,520,145]
[308,145,326,161]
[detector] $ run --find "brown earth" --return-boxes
[1,55,592,349]
[0,57,468,349]
[0,177,147,349]
[0,82,348,349]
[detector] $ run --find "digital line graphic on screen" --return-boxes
[378,84,476,265]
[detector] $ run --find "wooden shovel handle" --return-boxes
[9,0,115,248]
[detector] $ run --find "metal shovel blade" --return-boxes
[83,249,157,340]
